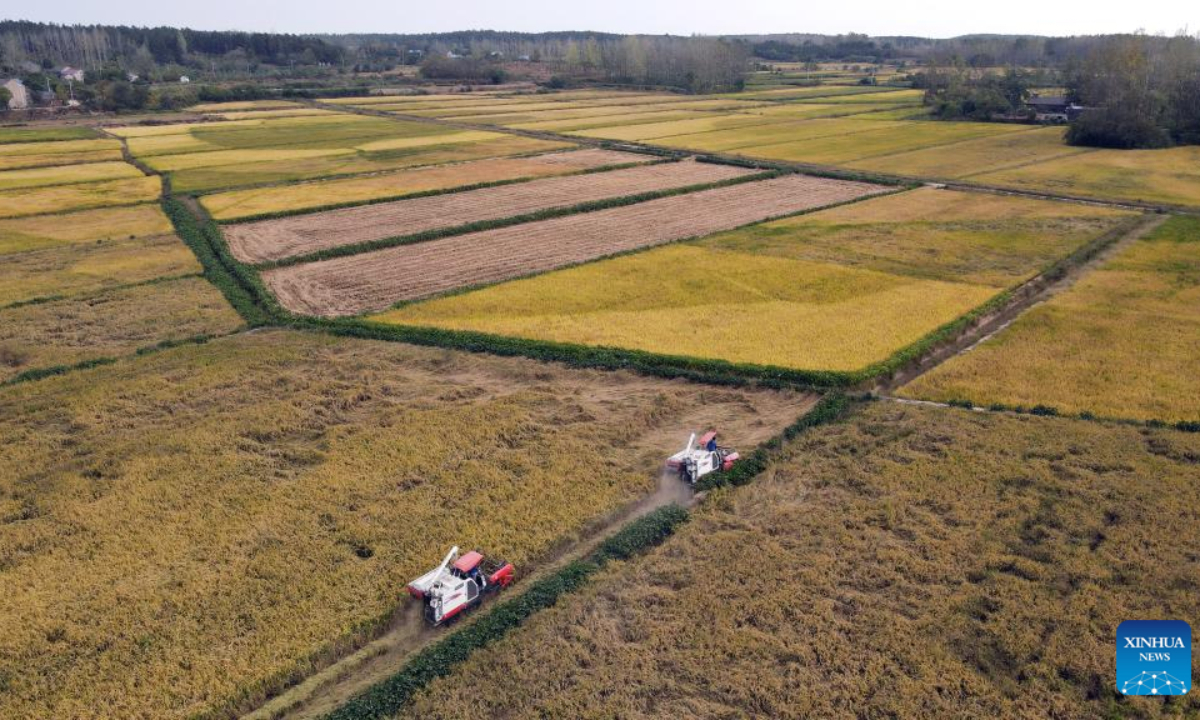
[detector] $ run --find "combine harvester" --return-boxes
[666,430,740,485]
[407,546,514,626]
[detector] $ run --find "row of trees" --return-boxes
[1066,34,1200,148]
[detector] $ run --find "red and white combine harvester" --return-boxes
[666,430,740,485]
[407,546,514,626]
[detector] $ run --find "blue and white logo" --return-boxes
[1117,620,1191,696]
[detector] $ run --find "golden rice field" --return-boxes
[400,402,1200,719]
[0,329,812,719]
[0,204,171,255]
[0,234,200,306]
[901,215,1200,423]
[696,187,1137,287]
[973,144,1200,209]
[200,147,644,220]
[187,99,303,112]
[0,175,161,218]
[374,243,995,372]
[0,138,124,170]
[0,160,144,191]
[0,277,243,381]
[376,188,1131,373]
[845,126,1090,179]
[0,125,99,142]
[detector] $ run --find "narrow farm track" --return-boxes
[237,390,820,720]
[868,212,1169,395]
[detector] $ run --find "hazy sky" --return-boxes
[6,0,1197,38]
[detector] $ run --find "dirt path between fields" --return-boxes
[238,387,818,720]
[868,212,1168,395]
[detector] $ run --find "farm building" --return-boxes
[1025,95,1083,123]
[1,78,29,109]
[58,66,85,82]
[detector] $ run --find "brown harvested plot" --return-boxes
[264,174,888,316]
[226,159,754,263]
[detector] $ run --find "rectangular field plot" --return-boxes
[394,402,1200,720]
[0,138,124,170]
[0,234,200,306]
[844,126,1085,179]
[377,188,1134,373]
[900,215,1200,423]
[973,144,1200,209]
[264,174,888,316]
[0,175,161,218]
[0,204,171,256]
[0,160,143,191]
[0,125,99,143]
[0,276,243,381]
[0,329,814,719]
[202,148,650,221]
[225,159,755,263]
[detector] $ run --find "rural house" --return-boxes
[1,78,29,109]
[58,66,85,82]
[1025,95,1083,123]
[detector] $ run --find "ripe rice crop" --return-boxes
[200,148,648,221]
[225,159,754,263]
[0,329,813,719]
[0,204,171,256]
[376,188,1130,373]
[187,100,302,112]
[0,160,144,191]
[0,125,99,143]
[641,117,906,153]
[397,402,1200,719]
[900,215,1200,423]
[378,244,995,371]
[0,276,242,381]
[0,234,200,306]
[845,126,1083,179]
[0,138,124,170]
[0,175,161,218]
[973,144,1200,208]
[171,135,569,193]
[264,174,887,316]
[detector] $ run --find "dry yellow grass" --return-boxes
[900,215,1200,422]
[376,244,996,372]
[0,175,161,218]
[0,160,144,190]
[0,234,199,306]
[400,402,1200,719]
[0,277,243,380]
[0,204,172,256]
[0,329,811,719]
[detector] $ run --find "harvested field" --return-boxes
[900,215,1200,423]
[398,402,1200,719]
[0,234,200,306]
[264,174,888,316]
[225,159,754,263]
[202,148,649,221]
[0,204,171,256]
[0,329,814,719]
[0,277,243,381]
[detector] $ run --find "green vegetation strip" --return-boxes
[322,504,690,720]
[221,156,675,225]
[163,197,280,325]
[259,169,781,269]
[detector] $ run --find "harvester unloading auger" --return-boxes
[666,430,740,485]
[407,546,514,626]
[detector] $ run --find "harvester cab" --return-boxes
[666,430,740,485]
[407,546,514,626]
